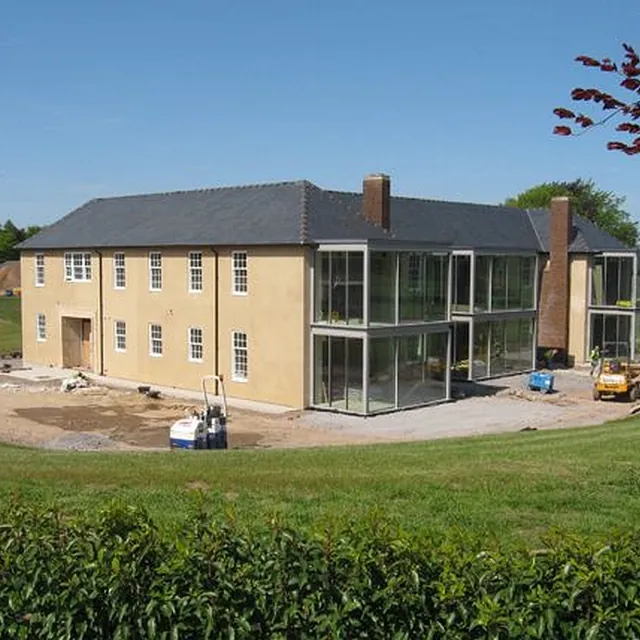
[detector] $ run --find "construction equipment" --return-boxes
[528,371,555,393]
[169,375,228,449]
[593,355,640,402]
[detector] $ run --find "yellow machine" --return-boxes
[593,357,640,402]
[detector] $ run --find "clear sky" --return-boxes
[1,0,638,226]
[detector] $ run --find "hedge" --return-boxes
[2,501,640,638]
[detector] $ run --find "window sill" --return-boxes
[232,375,248,383]
[36,338,47,343]
[115,348,126,353]
[149,288,162,293]
[188,358,204,364]
[232,291,248,297]
[114,286,126,291]
[35,283,45,288]
[149,353,163,358]
[188,289,203,295]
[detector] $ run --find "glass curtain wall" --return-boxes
[591,256,634,307]
[452,255,471,313]
[370,251,449,325]
[471,318,534,378]
[469,256,535,313]
[589,313,631,358]
[315,251,364,325]
[313,335,364,412]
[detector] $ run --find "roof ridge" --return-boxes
[525,209,546,252]
[323,188,528,212]
[299,181,312,243]
[92,180,310,202]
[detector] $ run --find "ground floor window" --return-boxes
[470,317,534,379]
[313,331,449,414]
[36,313,47,342]
[232,331,248,381]
[114,321,126,352]
[149,324,163,357]
[589,313,632,359]
[188,327,203,362]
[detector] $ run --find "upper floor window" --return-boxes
[64,252,92,282]
[149,252,162,291]
[591,255,634,307]
[232,331,248,381]
[35,254,45,287]
[232,251,248,294]
[149,323,163,356]
[113,252,126,289]
[316,251,364,325]
[188,327,204,362]
[189,252,203,292]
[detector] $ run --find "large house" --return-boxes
[18,174,638,414]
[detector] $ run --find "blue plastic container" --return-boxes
[528,371,554,393]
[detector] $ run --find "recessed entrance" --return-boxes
[61,317,92,370]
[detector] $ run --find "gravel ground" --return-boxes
[300,369,633,440]
[0,366,634,451]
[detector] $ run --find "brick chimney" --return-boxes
[363,173,390,230]
[538,196,572,357]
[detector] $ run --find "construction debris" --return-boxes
[60,372,90,393]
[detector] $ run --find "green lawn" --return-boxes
[0,296,21,353]
[2,417,640,545]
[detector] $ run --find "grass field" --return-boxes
[2,416,640,545]
[0,296,21,353]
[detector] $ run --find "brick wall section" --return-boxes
[363,174,390,230]
[538,196,572,353]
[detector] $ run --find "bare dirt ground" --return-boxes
[0,367,635,452]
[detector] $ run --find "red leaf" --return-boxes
[576,115,594,128]
[554,126,572,136]
[601,62,617,72]
[607,141,627,150]
[553,107,576,119]
[576,55,601,67]
[622,63,640,77]
[616,122,640,134]
[621,77,640,90]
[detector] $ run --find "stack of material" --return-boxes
[0,261,20,294]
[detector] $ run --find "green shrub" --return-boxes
[2,500,640,638]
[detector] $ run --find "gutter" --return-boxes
[96,250,105,375]
[210,247,220,394]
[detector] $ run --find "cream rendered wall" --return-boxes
[22,246,310,408]
[101,248,217,392]
[21,251,101,370]
[216,246,310,408]
[568,254,589,363]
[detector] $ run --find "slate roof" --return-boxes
[18,180,632,254]
[527,208,632,253]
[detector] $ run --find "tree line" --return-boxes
[0,221,42,263]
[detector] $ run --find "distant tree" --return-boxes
[553,43,640,155]
[0,220,42,262]
[506,179,638,247]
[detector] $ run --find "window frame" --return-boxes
[35,253,45,287]
[149,252,162,292]
[64,252,92,282]
[232,251,248,295]
[113,252,126,290]
[232,330,248,381]
[36,313,47,342]
[149,323,163,357]
[114,320,127,352]
[188,251,203,293]
[188,326,204,363]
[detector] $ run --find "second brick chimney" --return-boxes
[363,173,390,230]
[538,196,572,357]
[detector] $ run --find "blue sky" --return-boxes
[1,0,638,226]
